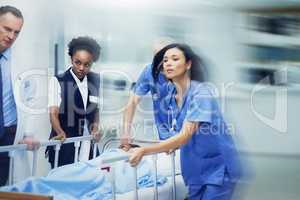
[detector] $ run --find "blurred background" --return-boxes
[2,0,300,199]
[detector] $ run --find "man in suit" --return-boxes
[0,5,39,186]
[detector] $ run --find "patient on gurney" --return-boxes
[0,149,167,200]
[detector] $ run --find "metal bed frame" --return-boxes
[0,191,53,200]
[0,136,179,200]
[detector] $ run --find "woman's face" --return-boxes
[163,47,191,80]
[71,50,93,80]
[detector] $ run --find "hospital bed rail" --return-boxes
[0,191,53,200]
[0,136,179,200]
[0,135,98,185]
[99,137,178,200]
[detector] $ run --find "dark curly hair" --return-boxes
[68,36,101,62]
[152,43,207,82]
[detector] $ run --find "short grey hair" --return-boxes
[0,5,23,19]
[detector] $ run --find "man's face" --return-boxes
[0,12,23,52]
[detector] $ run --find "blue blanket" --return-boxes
[0,149,167,200]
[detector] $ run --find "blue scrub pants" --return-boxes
[188,177,236,200]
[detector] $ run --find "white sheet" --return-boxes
[116,150,187,200]
[156,150,182,176]
[116,175,187,200]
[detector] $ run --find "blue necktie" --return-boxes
[0,54,4,138]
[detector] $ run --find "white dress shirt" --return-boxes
[48,69,88,109]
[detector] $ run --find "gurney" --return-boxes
[0,135,187,200]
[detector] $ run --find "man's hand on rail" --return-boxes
[129,147,145,167]
[19,136,41,151]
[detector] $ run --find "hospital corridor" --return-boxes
[0,0,300,199]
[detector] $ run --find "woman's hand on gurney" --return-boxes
[119,143,140,152]
[51,132,66,142]
[129,147,145,167]
[119,143,131,152]
[164,148,177,155]
[92,129,102,142]
[119,136,133,152]
[19,136,40,150]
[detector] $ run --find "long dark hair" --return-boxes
[152,43,206,82]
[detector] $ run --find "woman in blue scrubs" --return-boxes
[120,39,178,151]
[129,43,241,200]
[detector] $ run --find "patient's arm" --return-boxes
[129,121,199,166]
